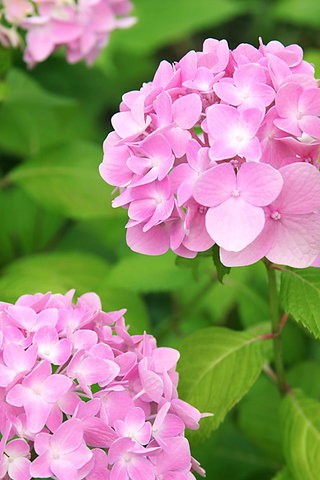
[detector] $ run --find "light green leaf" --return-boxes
[280,389,320,480]
[101,251,193,293]
[108,0,251,54]
[9,142,124,220]
[280,267,320,338]
[272,467,294,480]
[177,327,266,442]
[0,252,110,302]
[272,0,320,28]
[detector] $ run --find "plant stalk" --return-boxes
[266,263,286,396]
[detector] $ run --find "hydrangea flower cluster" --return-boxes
[99,39,320,268]
[0,0,136,67]
[0,290,206,480]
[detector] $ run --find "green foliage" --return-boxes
[272,467,294,480]
[280,267,320,339]
[177,327,266,442]
[9,141,121,220]
[272,0,320,28]
[102,251,194,293]
[237,374,283,462]
[1,1,320,478]
[280,389,320,480]
[108,0,251,54]
[212,244,231,283]
[0,251,110,301]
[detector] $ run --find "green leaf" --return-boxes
[193,416,279,480]
[177,327,266,442]
[280,267,320,338]
[0,187,64,265]
[212,244,231,283]
[108,0,251,54]
[286,361,320,400]
[0,68,84,157]
[272,0,320,28]
[280,389,320,480]
[0,252,110,302]
[237,374,283,462]
[272,467,294,480]
[9,141,124,220]
[101,251,193,293]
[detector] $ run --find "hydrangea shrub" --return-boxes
[0,290,206,480]
[99,38,320,268]
[0,0,136,67]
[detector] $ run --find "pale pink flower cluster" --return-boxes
[99,39,320,268]
[0,0,136,67]
[0,290,206,480]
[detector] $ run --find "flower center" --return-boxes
[232,189,240,198]
[198,205,207,214]
[271,211,281,221]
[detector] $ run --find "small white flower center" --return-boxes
[232,189,240,198]
[198,206,207,214]
[271,211,281,221]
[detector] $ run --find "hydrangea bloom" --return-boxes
[0,290,207,480]
[0,0,136,67]
[99,39,320,268]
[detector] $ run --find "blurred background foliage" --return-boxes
[1,0,320,478]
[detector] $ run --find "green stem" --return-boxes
[266,263,286,396]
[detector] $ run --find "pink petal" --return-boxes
[266,213,320,267]
[152,348,180,373]
[42,374,73,403]
[220,217,275,267]
[126,222,170,255]
[298,88,320,115]
[23,393,51,433]
[140,370,163,403]
[205,196,265,251]
[237,162,283,206]
[8,456,31,480]
[25,27,54,62]
[193,163,236,207]
[214,81,243,106]
[30,451,52,478]
[207,104,239,139]
[172,94,202,129]
[51,419,83,453]
[127,456,155,480]
[109,437,134,463]
[51,459,78,480]
[275,163,320,214]
[125,407,145,432]
[237,136,261,161]
[100,145,133,187]
[298,115,320,138]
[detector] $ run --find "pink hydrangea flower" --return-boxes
[0,0,136,67]
[100,38,320,268]
[0,290,207,480]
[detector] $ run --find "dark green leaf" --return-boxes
[212,244,231,283]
